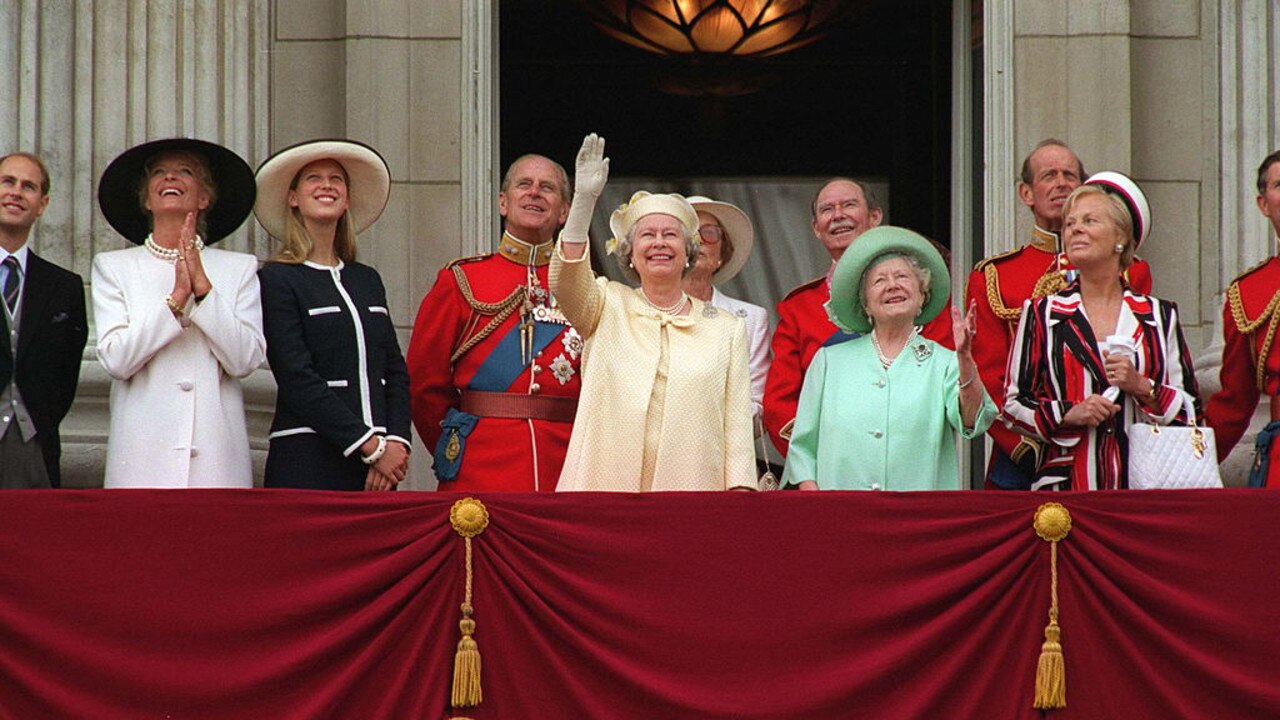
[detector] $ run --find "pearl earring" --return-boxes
[1114,243,1124,254]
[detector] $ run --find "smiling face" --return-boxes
[142,151,212,220]
[1018,144,1083,231]
[288,158,350,224]
[498,156,569,243]
[812,180,882,261]
[630,213,689,284]
[862,255,926,328]
[1062,192,1127,271]
[0,155,50,236]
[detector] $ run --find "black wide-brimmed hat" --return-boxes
[97,138,256,244]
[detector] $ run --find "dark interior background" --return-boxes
[500,0,954,245]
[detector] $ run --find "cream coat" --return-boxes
[92,246,266,488]
[550,247,757,491]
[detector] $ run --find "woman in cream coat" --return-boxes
[93,138,266,488]
[550,134,756,492]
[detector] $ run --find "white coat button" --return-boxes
[179,381,193,391]
[873,430,883,438]
[871,482,882,491]
[1,415,8,423]
[190,447,200,457]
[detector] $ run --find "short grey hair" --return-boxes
[612,219,700,283]
[859,252,932,319]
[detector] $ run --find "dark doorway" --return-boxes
[499,0,954,244]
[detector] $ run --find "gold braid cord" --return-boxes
[1032,503,1072,710]
[984,264,1024,321]
[1226,282,1280,392]
[448,264,526,363]
[449,498,490,713]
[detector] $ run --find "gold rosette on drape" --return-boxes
[1032,502,1072,710]
[448,498,490,716]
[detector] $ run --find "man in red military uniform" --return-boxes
[407,154,581,491]
[763,178,954,454]
[965,140,1152,489]
[1206,149,1280,487]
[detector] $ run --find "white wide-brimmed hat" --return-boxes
[1084,171,1152,248]
[686,195,755,283]
[608,191,700,251]
[253,139,390,240]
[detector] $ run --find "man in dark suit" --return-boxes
[0,152,88,488]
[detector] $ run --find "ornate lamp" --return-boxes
[579,0,858,59]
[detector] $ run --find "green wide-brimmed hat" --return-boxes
[827,225,950,334]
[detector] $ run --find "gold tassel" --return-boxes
[1032,503,1072,711]
[449,499,490,711]
[1034,612,1066,709]
[451,602,482,707]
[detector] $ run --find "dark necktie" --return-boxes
[2,256,19,314]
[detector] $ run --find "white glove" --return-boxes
[561,133,610,244]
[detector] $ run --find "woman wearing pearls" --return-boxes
[782,226,994,491]
[93,139,266,488]
[549,134,756,491]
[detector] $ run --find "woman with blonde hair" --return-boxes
[254,140,411,491]
[94,138,265,488]
[1004,172,1199,490]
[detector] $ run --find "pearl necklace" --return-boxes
[639,289,687,315]
[145,234,204,262]
[871,327,917,369]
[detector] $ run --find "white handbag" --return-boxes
[1126,396,1223,489]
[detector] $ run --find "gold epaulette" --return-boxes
[444,253,489,269]
[972,246,1021,273]
[1226,260,1280,334]
[781,276,824,302]
[1225,259,1280,391]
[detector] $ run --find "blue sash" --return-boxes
[822,329,860,348]
[467,320,565,392]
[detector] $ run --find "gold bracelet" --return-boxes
[165,294,184,317]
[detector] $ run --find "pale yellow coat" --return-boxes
[550,246,757,491]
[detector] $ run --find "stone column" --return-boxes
[0,0,271,486]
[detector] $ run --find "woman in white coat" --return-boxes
[93,138,266,488]
[681,196,771,424]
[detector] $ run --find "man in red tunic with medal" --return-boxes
[407,154,581,491]
[965,139,1153,489]
[763,178,955,455]
[1206,149,1280,487]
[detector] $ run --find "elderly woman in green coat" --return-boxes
[781,226,996,491]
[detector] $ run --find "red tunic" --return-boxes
[762,275,955,455]
[966,227,1153,486]
[407,236,582,491]
[1205,257,1280,487]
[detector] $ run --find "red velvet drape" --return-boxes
[1,490,1277,719]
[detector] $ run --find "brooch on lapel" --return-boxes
[912,342,932,363]
[702,305,719,319]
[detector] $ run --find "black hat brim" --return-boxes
[97,138,256,244]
